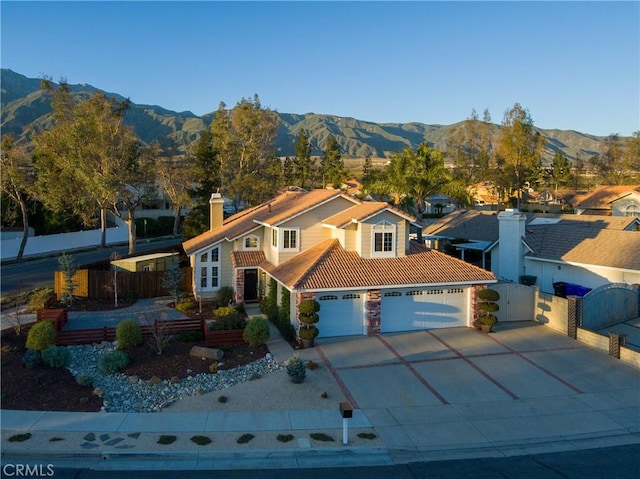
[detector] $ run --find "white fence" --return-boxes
[1,225,128,261]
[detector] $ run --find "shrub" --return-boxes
[116,319,142,349]
[213,306,241,322]
[298,299,320,316]
[25,321,56,351]
[477,287,500,329]
[243,317,270,347]
[209,308,246,330]
[99,350,129,374]
[264,279,278,321]
[277,434,294,443]
[216,286,235,307]
[477,288,500,302]
[175,301,195,312]
[41,345,71,368]
[310,433,334,442]
[298,326,318,340]
[76,374,94,388]
[286,354,307,384]
[157,435,177,445]
[237,433,255,444]
[28,288,55,313]
[190,435,212,445]
[22,349,41,369]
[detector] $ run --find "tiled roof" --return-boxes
[572,185,640,209]
[183,189,345,255]
[230,251,266,268]
[267,239,496,291]
[422,210,501,243]
[524,221,640,270]
[322,202,416,228]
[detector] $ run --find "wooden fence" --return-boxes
[54,318,247,348]
[55,267,192,300]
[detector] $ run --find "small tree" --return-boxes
[243,317,270,347]
[477,288,500,332]
[26,321,56,351]
[162,255,185,306]
[298,299,320,344]
[140,313,172,355]
[286,354,307,384]
[58,252,77,307]
[116,319,143,349]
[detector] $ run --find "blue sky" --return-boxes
[2,1,639,136]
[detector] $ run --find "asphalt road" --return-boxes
[4,444,638,479]
[0,238,182,295]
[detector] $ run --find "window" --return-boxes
[625,205,640,218]
[199,246,220,290]
[143,265,152,272]
[384,291,402,297]
[406,290,423,296]
[244,235,259,250]
[272,229,278,248]
[342,293,361,299]
[283,229,298,250]
[448,288,464,294]
[372,221,396,257]
[319,295,338,301]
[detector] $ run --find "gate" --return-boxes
[492,283,534,322]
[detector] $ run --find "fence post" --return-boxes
[567,296,582,339]
[103,326,108,342]
[609,332,626,359]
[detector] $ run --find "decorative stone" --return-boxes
[128,375,139,384]
[170,376,180,384]
[190,346,223,360]
[148,376,161,386]
[209,362,218,373]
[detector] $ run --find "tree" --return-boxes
[372,143,469,219]
[446,108,493,183]
[0,135,33,261]
[154,141,194,236]
[210,95,280,209]
[591,133,638,185]
[495,103,544,208]
[321,135,348,188]
[293,129,314,189]
[182,129,220,238]
[58,252,77,307]
[34,81,144,253]
[550,150,571,189]
[162,255,185,306]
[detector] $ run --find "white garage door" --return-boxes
[381,287,468,333]
[316,292,365,337]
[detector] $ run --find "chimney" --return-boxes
[209,193,224,230]
[497,209,526,283]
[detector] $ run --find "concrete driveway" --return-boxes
[314,322,640,457]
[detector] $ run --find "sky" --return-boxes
[1,1,639,137]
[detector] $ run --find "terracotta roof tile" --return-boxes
[230,251,267,268]
[268,240,496,291]
[183,189,344,255]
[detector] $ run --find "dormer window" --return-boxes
[372,221,396,258]
[244,234,260,250]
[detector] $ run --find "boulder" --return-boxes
[190,345,224,361]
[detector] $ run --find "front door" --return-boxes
[244,269,258,302]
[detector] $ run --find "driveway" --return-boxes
[314,322,640,454]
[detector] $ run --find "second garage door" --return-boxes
[316,292,365,337]
[381,287,469,333]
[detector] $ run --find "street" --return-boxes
[0,238,182,295]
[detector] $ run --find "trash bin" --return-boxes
[520,275,537,286]
[553,282,566,298]
[565,283,591,297]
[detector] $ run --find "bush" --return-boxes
[216,286,234,307]
[243,317,270,347]
[298,299,320,327]
[286,354,307,384]
[76,374,93,388]
[477,288,500,302]
[209,308,246,330]
[25,321,56,351]
[175,300,195,312]
[99,350,129,374]
[28,288,55,313]
[22,349,41,369]
[41,345,71,368]
[116,319,142,349]
[299,326,319,340]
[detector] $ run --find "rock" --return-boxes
[170,376,180,384]
[148,376,161,386]
[209,362,218,373]
[93,389,104,397]
[190,346,223,361]
[128,375,139,384]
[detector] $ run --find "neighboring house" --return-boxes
[424,209,640,294]
[572,185,640,217]
[183,188,496,338]
[468,181,499,209]
[112,252,179,272]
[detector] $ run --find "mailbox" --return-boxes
[339,401,353,419]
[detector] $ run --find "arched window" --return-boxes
[372,221,396,258]
[625,204,640,218]
[243,234,260,250]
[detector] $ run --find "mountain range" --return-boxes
[1,68,609,162]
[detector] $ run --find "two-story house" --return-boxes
[183,188,496,338]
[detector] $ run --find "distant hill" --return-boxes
[1,68,608,162]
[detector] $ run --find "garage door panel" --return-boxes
[381,287,468,333]
[317,292,365,337]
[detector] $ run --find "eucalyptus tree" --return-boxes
[34,80,145,253]
[0,135,33,260]
[591,133,639,185]
[495,103,544,208]
[446,108,493,183]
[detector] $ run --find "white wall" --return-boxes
[496,210,526,282]
[0,225,129,261]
